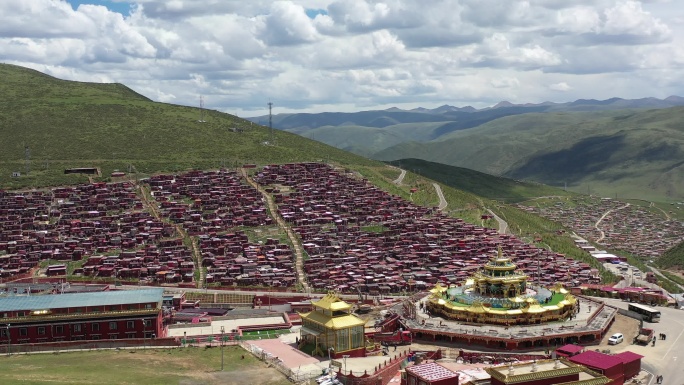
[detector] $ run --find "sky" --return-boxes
[2,0,684,116]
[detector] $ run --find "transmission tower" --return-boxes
[198,96,206,123]
[268,101,274,144]
[24,145,31,175]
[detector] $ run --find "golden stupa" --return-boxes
[425,248,577,325]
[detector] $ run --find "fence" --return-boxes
[239,340,321,384]
[0,337,180,355]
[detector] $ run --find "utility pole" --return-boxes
[220,326,225,371]
[141,318,146,350]
[6,324,10,356]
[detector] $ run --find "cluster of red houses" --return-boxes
[253,163,602,293]
[146,170,295,287]
[0,183,194,285]
[146,169,272,234]
[2,163,608,293]
[517,197,684,260]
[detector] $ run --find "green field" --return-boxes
[0,347,291,385]
[241,329,292,340]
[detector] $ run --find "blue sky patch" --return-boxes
[305,9,328,19]
[66,0,132,15]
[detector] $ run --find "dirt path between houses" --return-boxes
[137,183,204,288]
[241,168,310,294]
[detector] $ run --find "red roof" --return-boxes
[569,351,624,370]
[614,351,643,364]
[407,362,459,381]
[557,344,584,354]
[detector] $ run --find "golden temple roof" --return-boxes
[299,310,366,330]
[312,291,353,311]
[429,283,448,294]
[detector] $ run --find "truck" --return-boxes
[372,330,412,346]
[635,328,654,345]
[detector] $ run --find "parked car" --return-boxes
[608,333,624,345]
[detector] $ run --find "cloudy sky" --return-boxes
[2,0,683,115]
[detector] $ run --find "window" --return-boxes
[109,322,117,330]
[73,324,81,332]
[38,327,45,335]
[0,329,6,337]
[55,325,63,334]
[91,323,100,332]
[91,335,100,340]
[19,328,27,336]
[145,304,152,309]
[127,321,135,329]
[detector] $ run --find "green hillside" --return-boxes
[0,64,624,282]
[389,158,575,203]
[655,241,684,270]
[0,64,378,189]
[374,109,684,202]
[296,122,448,157]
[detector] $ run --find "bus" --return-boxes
[628,303,661,322]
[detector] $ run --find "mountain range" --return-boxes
[248,97,684,202]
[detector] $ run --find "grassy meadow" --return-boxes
[0,346,291,385]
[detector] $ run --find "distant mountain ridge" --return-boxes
[248,96,684,202]
[249,96,684,127]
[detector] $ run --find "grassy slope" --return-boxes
[0,347,290,385]
[0,64,378,189]
[389,158,576,203]
[373,109,684,202]
[656,241,684,269]
[0,64,623,279]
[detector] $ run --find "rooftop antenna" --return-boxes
[198,96,206,123]
[268,101,274,144]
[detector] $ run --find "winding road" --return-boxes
[487,209,508,234]
[392,167,406,185]
[433,183,448,211]
[594,203,630,242]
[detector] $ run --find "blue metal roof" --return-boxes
[0,288,164,312]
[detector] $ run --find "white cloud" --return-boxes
[549,82,571,91]
[490,77,520,89]
[0,0,682,114]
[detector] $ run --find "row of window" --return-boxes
[1,304,154,319]
[1,320,152,337]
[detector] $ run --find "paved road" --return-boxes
[433,183,448,210]
[393,168,406,185]
[594,297,683,385]
[487,209,508,234]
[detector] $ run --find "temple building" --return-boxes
[0,288,164,345]
[426,248,578,325]
[299,291,367,358]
